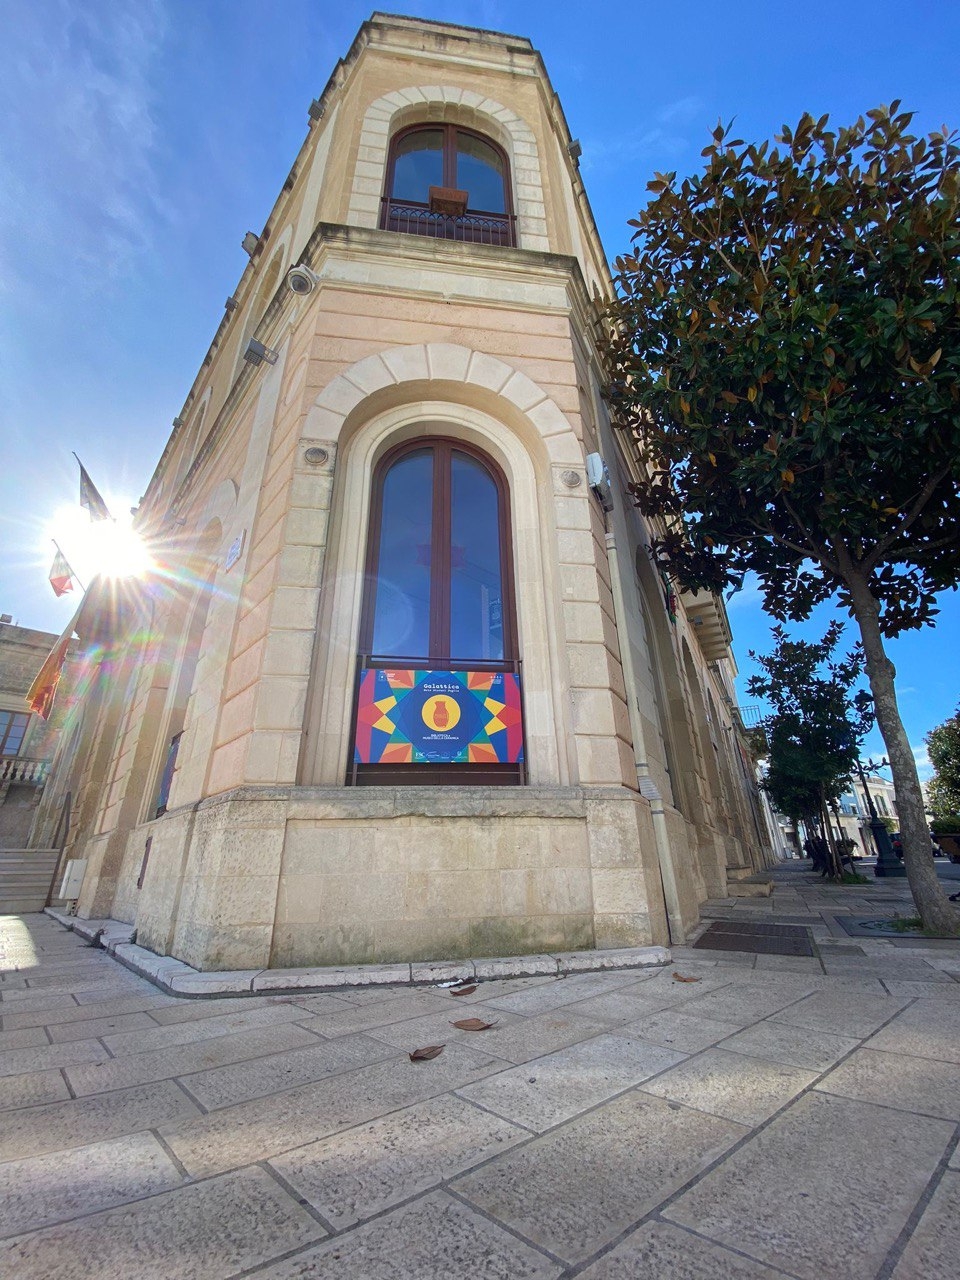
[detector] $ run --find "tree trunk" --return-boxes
[820,790,843,878]
[847,570,960,934]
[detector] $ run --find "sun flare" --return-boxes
[46,505,153,586]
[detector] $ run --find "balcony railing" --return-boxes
[0,755,50,786]
[381,199,516,247]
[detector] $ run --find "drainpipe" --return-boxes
[604,529,685,944]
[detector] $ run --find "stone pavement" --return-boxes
[2,861,959,1279]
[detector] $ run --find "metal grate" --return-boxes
[693,920,815,957]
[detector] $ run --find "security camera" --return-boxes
[286,265,319,296]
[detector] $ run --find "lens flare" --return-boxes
[46,504,153,585]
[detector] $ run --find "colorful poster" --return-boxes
[354,669,523,765]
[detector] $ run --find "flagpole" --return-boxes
[52,539,86,593]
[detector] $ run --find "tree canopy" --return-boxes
[927,705,960,817]
[605,104,960,931]
[748,624,872,872]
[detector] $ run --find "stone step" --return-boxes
[727,874,774,898]
[0,849,61,913]
[726,866,758,882]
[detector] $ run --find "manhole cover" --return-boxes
[693,921,815,957]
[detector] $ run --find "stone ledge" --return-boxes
[43,907,670,997]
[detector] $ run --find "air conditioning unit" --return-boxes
[58,859,88,901]
[585,452,614,512]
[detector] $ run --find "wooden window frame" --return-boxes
[352,436,522,787]
[380,124,516,247]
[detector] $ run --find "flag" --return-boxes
[48,548,75,597]
[26,604,82,720]
[74,454,112,521]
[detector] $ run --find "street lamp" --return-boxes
[855,759,906,878]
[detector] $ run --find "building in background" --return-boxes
[838,774,899,855]
[0,616,78,850]
[33,14,773,971]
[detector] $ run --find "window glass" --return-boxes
[371,451,434,657]
[456,132,506,213]
[391,129,444,203]
[449,452,504,660]
[0,711,29,755]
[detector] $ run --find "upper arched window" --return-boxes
[381,124,515,247]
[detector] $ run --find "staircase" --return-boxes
[0,849,61,913]
[726,865,774,898]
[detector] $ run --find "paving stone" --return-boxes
[144,995,300,1024]
[162,1042,500,1176]
[64,1021,321,1096]
[454,1090,746,1264]
[46,1010,158,1043]
[621,1009,742,1053]
[457,1032,684,1132]
[641,1046,816,1125]
[550,987,673,1024]
[0,1079,200,1161]
[867,998,960,1063]
[101,1002,309,1055]
[0,1068,70,1110]
[0,1026,48,1051]
[293,990,459,1038]
[669,982,813,1026]
[0,992,177,1029]
[577,1220,790,1279]
[252,1190,560,1279]
[816,1046,960,1120]
[481,971,647,1017]
[270,1094,526,1227]
[719,1020,859,1071]
[0,992,78,1014]
[0,1132,185,1238]
[0,1037,110,1078]
[891,1169,960,1279]
[771,989,909,1038]
[665,1092,953,1280]
[0,1165,323,1280]
[882,979,960,999]
[455,1009,609,1064]
[363,1004,522,1052]
[181,1032,397,1109]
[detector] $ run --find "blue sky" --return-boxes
[1,0,957,773]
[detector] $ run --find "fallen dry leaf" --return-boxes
[449,984,478,997]
[409,1045,445,1062]
[451,1018,498,1031]
[672,972,702,983]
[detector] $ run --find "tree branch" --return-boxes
[865,463,952,569]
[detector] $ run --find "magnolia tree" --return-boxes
[927,706,960,817]
[748,624,873,876]
[606,105,960,932]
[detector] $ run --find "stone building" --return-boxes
[0,617,78,850]
[36,14,772,971]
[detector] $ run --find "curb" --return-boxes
[44,907,671,997]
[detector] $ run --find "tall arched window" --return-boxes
[354,438,521,785]
[381,124,515,246]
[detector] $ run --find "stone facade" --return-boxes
[0,619,79,850]
[35,14,773,970]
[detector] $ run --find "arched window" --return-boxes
[354,438,522,785]
[381,124,515,247]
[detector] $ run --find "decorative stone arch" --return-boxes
[299,344,591,787]
[303,342,582,465]
[347,86,549,252]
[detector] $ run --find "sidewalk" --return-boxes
[2,861,959,1279]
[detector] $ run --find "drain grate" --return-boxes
[693,920,815,957]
